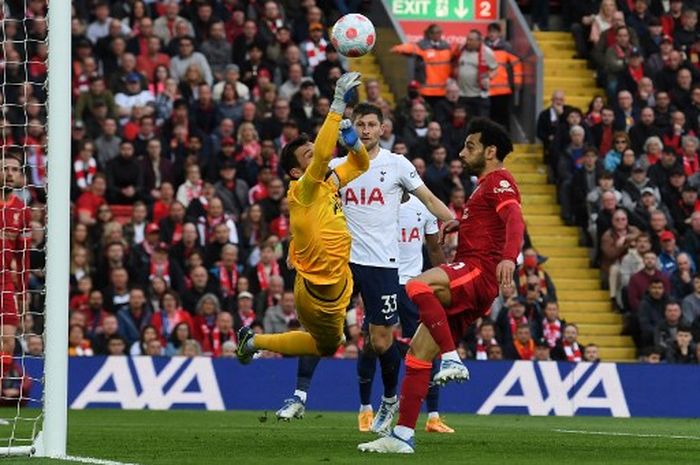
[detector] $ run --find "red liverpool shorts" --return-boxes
[0,287,19,327]
[439,261,498,344]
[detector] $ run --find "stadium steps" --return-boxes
[508,144,636,362]
[528,33,635,360]
[536,30,605,110]
[346,55,396,106]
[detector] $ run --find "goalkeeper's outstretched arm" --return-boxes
[296,72,363,202]
[334,120,369,187]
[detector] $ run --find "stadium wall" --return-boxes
[25,358,700,418]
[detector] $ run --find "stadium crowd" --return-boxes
[0,0,697,371]
[535,0,700,363]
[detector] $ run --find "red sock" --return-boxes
[406,280,456,353]
[397,354,432,429]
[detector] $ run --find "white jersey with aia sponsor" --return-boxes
[329,148,424,268]
[398,195,438,285]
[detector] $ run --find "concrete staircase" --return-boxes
[506,144,635,361]
[528,31,635,361]
[533,31,600,111]
[346,55,396,106]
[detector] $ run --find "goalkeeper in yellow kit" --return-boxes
[237,72,368,361]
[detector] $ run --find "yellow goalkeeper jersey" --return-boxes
[287,112,368,286]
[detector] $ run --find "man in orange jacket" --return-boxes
[487,23,522,130]
[390,24,456,108]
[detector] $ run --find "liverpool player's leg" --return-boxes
[405,266,470,385]
[0,289,18,372]
[357,324,440,453]
[397,284,453,433]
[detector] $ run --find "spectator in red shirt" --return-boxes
[247,166,272,205]
[627,251,671,313]
[151,290,193,344]
[138,34,171,84]
[269,197,289,240]
[680,135,700,176]
[203,311,236,357]
[70,275,92,314]
[152,182,175,224]
[76,173,107,226]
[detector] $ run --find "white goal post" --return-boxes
[0,0,71,458]
[40,0,71,457]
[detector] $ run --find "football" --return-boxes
[331,13,376,58]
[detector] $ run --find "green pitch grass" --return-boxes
[11,410,700,465]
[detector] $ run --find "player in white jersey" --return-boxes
[275,103,454,435]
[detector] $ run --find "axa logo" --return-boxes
[343,187,385,205]
[71,357,224,411]
[478,361,630,417]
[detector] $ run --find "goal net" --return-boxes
[0,0,70,458]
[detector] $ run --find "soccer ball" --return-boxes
[331,13,376,58]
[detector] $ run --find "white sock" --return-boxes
[428,411,440,420]
[360,404,373,412]
[442,350,461,363]
[382,395,398,404]
[393,425,414,441]
[293,390,307,403]
[246,336,256,351]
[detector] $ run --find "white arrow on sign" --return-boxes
[454,0,469,18]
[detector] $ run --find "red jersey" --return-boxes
[0,195,31,287]
[76,191,106,220]
[456,169,524,275]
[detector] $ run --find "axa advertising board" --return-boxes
[21,358,700,417]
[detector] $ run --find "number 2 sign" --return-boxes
[475,0,497,20]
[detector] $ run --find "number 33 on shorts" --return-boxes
[380,294,397,320]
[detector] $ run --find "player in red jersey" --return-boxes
[0,152,31,360]
[359,118,525,453]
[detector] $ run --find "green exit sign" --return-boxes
[391,0,474,21]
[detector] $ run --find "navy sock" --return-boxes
[426,359,440,412]
[378,342,401,399]
[295,356,321,392]
[357,348,377,405]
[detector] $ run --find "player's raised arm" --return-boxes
[333,119,369,187]
[301,72,362,185]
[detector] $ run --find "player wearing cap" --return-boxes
[359,118,525,453]
[236,72,369,362]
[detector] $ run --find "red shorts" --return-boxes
[439,261,498,343]
[0,288,19,327]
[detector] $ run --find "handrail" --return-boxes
[503,0,544,142]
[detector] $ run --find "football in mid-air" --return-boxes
[331,13,376,58]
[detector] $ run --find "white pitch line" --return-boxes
[53,455,143,465]
[552,428,700,441]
